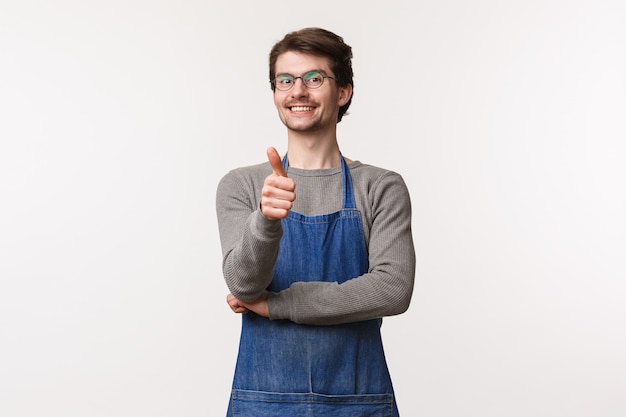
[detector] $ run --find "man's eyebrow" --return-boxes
[276,69,327,76]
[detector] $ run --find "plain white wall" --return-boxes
[1,0,625,416]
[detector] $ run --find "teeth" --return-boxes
[291,106,313,112]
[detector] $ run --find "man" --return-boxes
[216,27,415,416]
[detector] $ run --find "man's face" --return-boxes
[273,51,352,134]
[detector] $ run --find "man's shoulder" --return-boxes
[349,161,404,182]
[221,161,272,180]
[349,161,411,205]
[217,161,272,196]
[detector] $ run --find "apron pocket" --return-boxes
[231,389,393,417]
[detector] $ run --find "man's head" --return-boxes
[269,27,354,123]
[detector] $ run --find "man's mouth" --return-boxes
[290,106,314,112]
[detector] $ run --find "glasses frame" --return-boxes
[271,71,335,91]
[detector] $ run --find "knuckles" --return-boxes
[264,174,296,192]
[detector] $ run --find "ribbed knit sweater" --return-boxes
[216,160,416,326]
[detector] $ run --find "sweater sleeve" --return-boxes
[216,168,283,302]
[267,170,416,325]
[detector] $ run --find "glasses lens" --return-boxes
[303,71,324,89]
[274,74,294,91]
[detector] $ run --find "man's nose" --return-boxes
[290,77,308,95]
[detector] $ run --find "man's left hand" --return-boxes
[226,291,269,318]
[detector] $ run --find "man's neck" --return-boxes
[286,131,341,169]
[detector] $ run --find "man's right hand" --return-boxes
[260,147,296,220]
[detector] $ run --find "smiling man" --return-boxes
[216,27,416,417]
[272,52,350,138]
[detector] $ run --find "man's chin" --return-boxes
[284,122,319,132]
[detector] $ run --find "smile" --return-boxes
[290,106,314,112]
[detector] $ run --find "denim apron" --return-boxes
[227,156,398,417]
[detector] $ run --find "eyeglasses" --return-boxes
[271,71,335,91]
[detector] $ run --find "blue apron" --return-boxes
[227,156,398,417]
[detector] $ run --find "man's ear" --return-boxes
[338,84,353,107]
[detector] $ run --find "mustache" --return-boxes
[286,102,316,107]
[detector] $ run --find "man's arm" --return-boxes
[216,169,281,302]
[267,171,415,325]
[216,148,296,303]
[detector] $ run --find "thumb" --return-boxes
[267,147,287,177]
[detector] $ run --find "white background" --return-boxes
[1,1,625,416]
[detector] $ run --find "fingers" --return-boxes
[267,147,287,177]
[226,293,248,314]
[226,292,269,318]
[261,178,295,219]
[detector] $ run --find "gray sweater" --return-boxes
[216,160,415,326]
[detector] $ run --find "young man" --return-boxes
[216,27,415,417]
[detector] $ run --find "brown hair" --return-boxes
[269,27,354,122]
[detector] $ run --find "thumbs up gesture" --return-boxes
[261,147,296,220]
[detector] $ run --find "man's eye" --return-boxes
[305,72,322,82]
[277,76,293,84]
